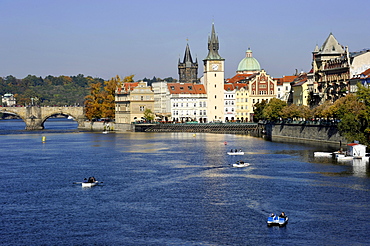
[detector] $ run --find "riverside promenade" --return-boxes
[81,121,347,145]
[137,122,260,135]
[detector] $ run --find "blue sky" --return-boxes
[1,0,369,81]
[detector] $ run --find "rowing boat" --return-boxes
[81,181,99,187]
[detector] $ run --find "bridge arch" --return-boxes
[0,106,85,130]
[0,108,27,122]
[41,112,83,129]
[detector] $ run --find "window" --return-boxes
[140,106,145,111]
[141,96,143,100]
[245,98,248,102]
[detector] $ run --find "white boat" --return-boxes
[314,152,333,157]
[232,162,250,168]
[227,152,244,155]
[267,214,288,227]
[82,181,99,187]
[102,131,108,134]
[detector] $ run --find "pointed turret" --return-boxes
[205,23,222,60]
[178,43,198,83]
[183,43,194,66]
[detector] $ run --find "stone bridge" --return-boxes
[0,106,85,130]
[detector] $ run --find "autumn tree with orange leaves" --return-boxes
[84,75,129,120]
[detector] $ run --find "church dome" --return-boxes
[237,48,261,73]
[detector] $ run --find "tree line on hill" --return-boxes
[0,74,177,107]
[0,74,104,106]
[253,84,370,146]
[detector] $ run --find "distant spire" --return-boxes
[183,43,194,64]
[205,22,222,60]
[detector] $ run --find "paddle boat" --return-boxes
[232,161,250,168]
[82,180,99,187]
[267,213,288,227]
[227,149,244,155]
[81,177,99,187]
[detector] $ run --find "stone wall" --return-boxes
[78,122,133,132]
[264,123,347,144]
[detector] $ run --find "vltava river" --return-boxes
[1,119,370,245]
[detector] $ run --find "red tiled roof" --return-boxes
[234,83,248,90]
[122,82,140,92]
[226,73,254,83]
[224,83,235,90]
[167,83,206,94]
[274,75,298,86]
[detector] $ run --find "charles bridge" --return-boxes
[0,106,85,130]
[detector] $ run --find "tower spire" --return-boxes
[205,23,222,60]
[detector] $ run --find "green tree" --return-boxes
[143,108,155,122]
[262,98,287,121]
[253,100,267,122]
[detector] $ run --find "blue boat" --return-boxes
[267,213,288,227]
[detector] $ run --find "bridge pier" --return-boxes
[24,106,44,130]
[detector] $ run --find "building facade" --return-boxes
[224,84,236,122]
[115,81,154,123]
[167,83,207,123]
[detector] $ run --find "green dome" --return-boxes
[237,48,261,72]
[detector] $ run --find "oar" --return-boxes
[73,182,82,184]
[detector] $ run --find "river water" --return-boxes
[1,119,370,245]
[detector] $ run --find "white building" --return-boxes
[224,84,236,122]
[152,81,171,121]
[2,93,16,106]
[167,83,207,123]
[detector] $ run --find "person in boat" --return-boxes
[83,178,88,183]
[88,177,96,183]
[279,212,286,218]
[270,213,275,218]
[235,149,238,152]
[230,149,233,153]
[239,149,242,152]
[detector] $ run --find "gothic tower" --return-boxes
[178,43,198,83]
[203,23,225,122]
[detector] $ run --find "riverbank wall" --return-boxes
[78,121,348,146]
[78,122,133,132]
[264,123,347,145]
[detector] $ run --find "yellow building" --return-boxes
[115,81,154,123]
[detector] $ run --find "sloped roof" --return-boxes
[361,68,370,78]
[274,75,297,86]
[318,33,345,55]
[167,83,206,94]
[226,73,255,83]
[117,82,140,93]
[234,83,248,90]
[224,83,235,91]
